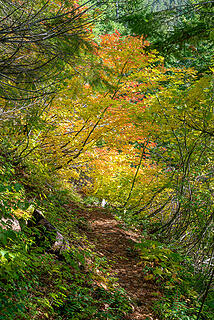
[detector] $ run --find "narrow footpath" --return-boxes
[79,206,161,320]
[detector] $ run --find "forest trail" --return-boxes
[78,205,161,320]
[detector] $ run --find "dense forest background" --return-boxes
[0,1,213,319]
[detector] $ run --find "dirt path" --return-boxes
[79,206,160,320]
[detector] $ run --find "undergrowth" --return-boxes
[114,208,214,320]
[0,155,131,319]
[1,154,213,320]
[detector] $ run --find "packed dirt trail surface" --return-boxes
[78,205,160,320]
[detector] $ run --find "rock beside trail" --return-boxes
[27,209,70,253]
[0,209,70,254]
[52,231,70,252]
[0,217,21,232]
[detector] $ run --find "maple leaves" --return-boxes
[22,28,213,222]
[35,31,187,207]
[41,32,162,162]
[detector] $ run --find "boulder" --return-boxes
[0,217,21,232]
[27,209,70,253]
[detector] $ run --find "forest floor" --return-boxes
[76,204,161,320]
